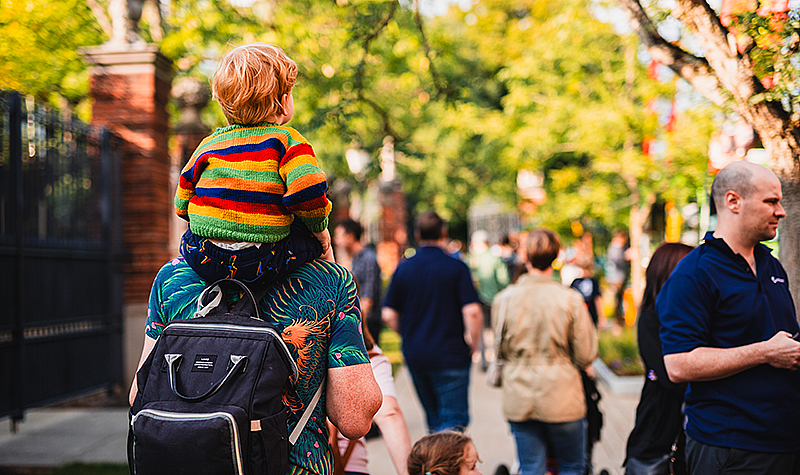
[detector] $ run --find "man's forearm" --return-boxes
[462,302,483,354]
[382,307,400,333]
[360,298,373,320]
[664,331,800,383]
[664,344,768,383]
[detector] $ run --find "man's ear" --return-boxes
[725,190,741,213]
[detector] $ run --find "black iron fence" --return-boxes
[0,92,124,426]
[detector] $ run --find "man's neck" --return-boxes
[418,239,445,249]
[712,226,757,271]
[524,263,554,277]
[350,241,364,256]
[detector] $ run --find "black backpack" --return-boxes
[128,278,323,475]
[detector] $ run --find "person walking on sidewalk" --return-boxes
[469,229,510,371]
[383,211,483,433]
[624,242,693,475]
[130,258,383,474]
[659,160,800,475]
[493,228,597,475]
[334,218,384,345]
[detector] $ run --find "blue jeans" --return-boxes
[509,418,587,475]
[407,366,470,433]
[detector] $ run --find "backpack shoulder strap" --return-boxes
[289,377,325,445]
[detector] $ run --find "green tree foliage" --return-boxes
[0,0,714,245]
[425,0,713,241]
[0,0,105,108]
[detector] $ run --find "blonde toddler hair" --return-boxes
[212,43,297,125]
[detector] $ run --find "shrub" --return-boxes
[597,326,644,376]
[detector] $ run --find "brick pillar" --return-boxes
[81,43,173,384]
[377,179,408,277]
[170,77,211,257]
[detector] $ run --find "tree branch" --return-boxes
[413,0,448,98]
[353,1,405,142]
[671,0,762,106]
[615,0,730,107]
[354,0,396,92]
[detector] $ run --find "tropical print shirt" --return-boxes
[145,257,370,475]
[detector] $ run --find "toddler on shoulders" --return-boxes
[175,43,333,288]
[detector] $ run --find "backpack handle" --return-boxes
[165,353,249,402]
[196,278,266,321]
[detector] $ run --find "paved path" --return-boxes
[0,363,641,474]
[368,364,640,475]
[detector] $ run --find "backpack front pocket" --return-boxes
[131,405,247,475]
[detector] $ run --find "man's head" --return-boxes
[416,211,446,243]
[524,228,561,271]
[470,230,489,251]
[334,218,363,254]
[213,43,297,125]
[712,160,785,243]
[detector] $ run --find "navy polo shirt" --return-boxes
[658,232,800,452]
[383,245,480,371]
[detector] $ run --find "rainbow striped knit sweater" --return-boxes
[175,123,332,243]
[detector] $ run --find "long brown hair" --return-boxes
[407,431,475,475]
[640,242,694,312]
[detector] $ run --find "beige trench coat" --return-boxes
[492,273,598,423]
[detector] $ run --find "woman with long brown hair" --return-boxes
[624,242,694,475]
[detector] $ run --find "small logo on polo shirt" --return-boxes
[772,276,786,284]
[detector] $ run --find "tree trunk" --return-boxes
[779,180,800,320]
[760,129,800,321]
[615,0,800,319]
[629,204,646,309]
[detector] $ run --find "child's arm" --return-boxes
[279,136,333,247]
[314,229,335,263]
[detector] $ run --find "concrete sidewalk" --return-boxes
[0,363,640,474]
[367,364,640,475]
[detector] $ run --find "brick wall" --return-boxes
[83,45,173,304]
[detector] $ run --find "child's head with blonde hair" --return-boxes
[212,43,297,125]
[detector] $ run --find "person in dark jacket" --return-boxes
[624,242,693,475]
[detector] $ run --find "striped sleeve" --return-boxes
[279,140,332,233]
[174,137,214,220]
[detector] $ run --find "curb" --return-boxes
[593,359,643,395]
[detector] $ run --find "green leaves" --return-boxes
[0,0,104,106]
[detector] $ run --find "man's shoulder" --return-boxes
[412,248,471,273]
[154,257,204,288]
[353,246,378,264]
[281,259,352,288]
[670,243,710,276]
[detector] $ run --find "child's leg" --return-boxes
[180,228,282,285]
[180,223,322,288]
[180,228,239,283]
[267,220,324,279]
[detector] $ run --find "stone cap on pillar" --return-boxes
[80,43,173,82]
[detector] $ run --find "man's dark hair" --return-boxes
[711,165,755,211]
[335,218,363,241]
[416,211,446,241]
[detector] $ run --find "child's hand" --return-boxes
[314,229,335,263]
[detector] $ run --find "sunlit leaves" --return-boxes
[0,0,105,106]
